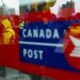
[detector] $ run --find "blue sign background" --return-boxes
[20,20,80,73]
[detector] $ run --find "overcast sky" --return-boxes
[0,0,80,15]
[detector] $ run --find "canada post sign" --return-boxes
[19,21,76,71]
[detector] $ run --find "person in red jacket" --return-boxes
[26,0,56,23]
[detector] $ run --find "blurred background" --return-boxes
[0,0,80,80]
[0,67,55,80]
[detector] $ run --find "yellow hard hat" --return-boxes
[1,19,12,29]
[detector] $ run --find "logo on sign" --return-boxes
[64,24,80,70]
